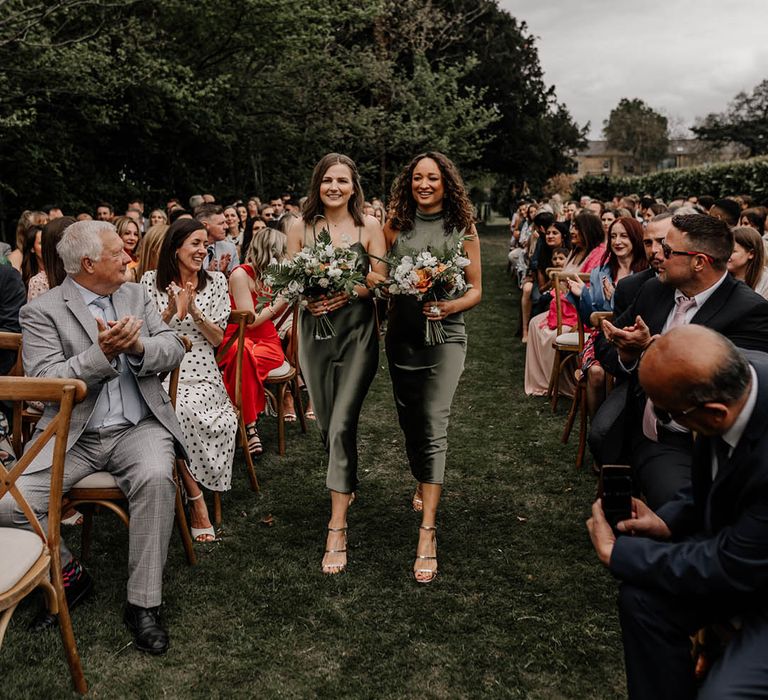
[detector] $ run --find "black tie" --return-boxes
[714,436,730,472]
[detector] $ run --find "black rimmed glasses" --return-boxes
[661,242,716,264]
[652,403,702,425]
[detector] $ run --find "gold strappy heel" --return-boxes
[321,525,348,575]
[414,525,438,584]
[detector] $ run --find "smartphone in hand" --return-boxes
[600,464,633,532]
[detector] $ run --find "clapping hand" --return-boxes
[96,316,144,360]
[602,276,615,301]
[167,282,196,320]
[566,274,585,297]
[602,315,655,364]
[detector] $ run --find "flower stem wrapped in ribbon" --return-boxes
[260,228,366,340]
[379,228,472,345]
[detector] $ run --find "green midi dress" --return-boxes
[385,210,467,484]
[298,228,378,493]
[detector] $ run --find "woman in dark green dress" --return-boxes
[378,152,482,583]
[286,153,386,575]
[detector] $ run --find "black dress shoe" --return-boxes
[124,603,169,655]
[29,569,94,632]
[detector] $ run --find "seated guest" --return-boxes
[136,223,169,282]
[141,218,237,542]
[588,325,768,699]
[567,217,648,417]
[597,214,768,508]
[20,224,44,290]
[524,211,605,396]
[728,225,768,299]
[7,210,48,271]
[520,219,570,342]
[0,264,25,375]
[218,228,288,456]
[114,215,142,282]
[27,216,76,300]
[710,198,741,227]
[0,220,186,654]
[196,203,238,276]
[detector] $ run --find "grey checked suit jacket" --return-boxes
[19,276,188,471]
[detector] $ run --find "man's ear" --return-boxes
[701,402,729,427]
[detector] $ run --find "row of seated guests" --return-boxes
[523,211,606,396]
[582,213,768,694]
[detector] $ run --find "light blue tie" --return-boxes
[90,296,144,425]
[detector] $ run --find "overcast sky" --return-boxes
[497,0,768,139]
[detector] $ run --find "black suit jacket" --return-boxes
[611,267,655,319]
[610,354,768,598]
[589,274,768,463]
[0,265,25,375]
[597,273,768,377]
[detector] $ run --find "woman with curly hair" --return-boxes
[378,151,482,583]
[286,153,386,576]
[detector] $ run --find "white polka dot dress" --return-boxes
[142,270,238,491]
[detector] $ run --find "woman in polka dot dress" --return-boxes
[141,218,238,542]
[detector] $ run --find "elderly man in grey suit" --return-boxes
[0,220,186,654]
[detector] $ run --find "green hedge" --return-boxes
[573,156,768,202]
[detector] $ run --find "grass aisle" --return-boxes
[2,224,625,698]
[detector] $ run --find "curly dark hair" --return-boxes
[387,152,475,234]
[301,153,365,227]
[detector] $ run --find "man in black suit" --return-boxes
[588,326,768,699]
[594,214,768,508]
[0,264,25,376]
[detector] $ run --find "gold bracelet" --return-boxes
[193,314,206,324]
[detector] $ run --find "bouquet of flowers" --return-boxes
[261,228,365,340]
[382,228,472,345]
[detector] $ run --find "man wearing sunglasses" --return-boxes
[588,325,768,699]
[593,214,768,508]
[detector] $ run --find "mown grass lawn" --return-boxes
[1,223,626,698]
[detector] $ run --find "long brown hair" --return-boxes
[602,217,648,278]
[387,151,475,234]
[302,153,365,227]
[41,216,75,288]
[732,225,765,290]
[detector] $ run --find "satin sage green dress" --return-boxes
[298,226,378,494]
[385,210,467,484]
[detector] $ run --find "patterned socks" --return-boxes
[61,558,84,589]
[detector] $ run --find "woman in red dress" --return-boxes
[218,228,288,455]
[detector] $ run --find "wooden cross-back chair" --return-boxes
[0,376,89,695]
[0,331,45,444]
[547,270,591,412]
[214,309,260,525]
[264,304,307,455]
[65,336,196,566]
[561,311,615,470]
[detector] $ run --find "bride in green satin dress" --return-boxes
[286,153,387,575]
[372,152,482,583]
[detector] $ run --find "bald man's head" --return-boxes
[639,326,751,435]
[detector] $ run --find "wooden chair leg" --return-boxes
[550,351,563,412]
[80,508,94,561]
[53,566,88,694]
[576,382,588,470]
[239,414,260,493]
[294,380,307,434]
[213,492,222,528]
[561,380,581,444]
[173,461,197,566]
[276,384,287,456]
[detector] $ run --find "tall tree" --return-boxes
[693,79,768,157]
[603,98,669,174]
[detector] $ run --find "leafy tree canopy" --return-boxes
[603,98,669,174]
[692,79,768,157]
[0,0,584,228]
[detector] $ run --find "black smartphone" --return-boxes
[600,464,633,531]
